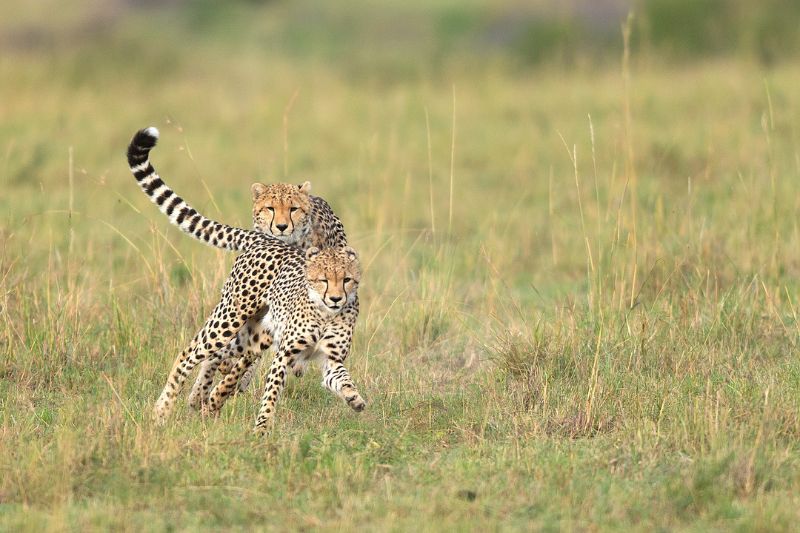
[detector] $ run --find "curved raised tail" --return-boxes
[127,127,260,252]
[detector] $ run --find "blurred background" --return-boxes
[4,0,800,72]
[2,2,800,529]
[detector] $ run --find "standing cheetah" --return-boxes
[127,128,365,432]
[126,126,352,404]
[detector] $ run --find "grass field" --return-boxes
[1,2,800,530]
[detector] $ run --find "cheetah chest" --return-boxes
[258,304,331,365]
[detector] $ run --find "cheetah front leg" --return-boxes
[315,305,364,411]
[223,317,274,393]
[220,346,304,384]
[153,300,247,424]
[321,356,366,412]
[253,338,309,435]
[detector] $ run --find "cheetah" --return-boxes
[127,128,348,253]
[127,128,365,432]
[204,245,365,433]
[125,126,351,404]
[249,180,348,252]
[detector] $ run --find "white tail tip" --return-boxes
[144,126,160,139]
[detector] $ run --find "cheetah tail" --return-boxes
[127,127,258,252]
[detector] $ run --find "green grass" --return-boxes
[1,2,800,531]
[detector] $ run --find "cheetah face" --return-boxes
[306,246,361,313]
[251,181,312,244]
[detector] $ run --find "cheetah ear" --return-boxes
[343,246,358,261]
[251,182,267,200]
[298,181,312,194]
[306,246,321,260]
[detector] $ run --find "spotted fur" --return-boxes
[155,245,366,433]
[127,128,364,433]
[209,177,349,395]
[151,243,365,433]
[127,127,351,403]
[203,247,364,431]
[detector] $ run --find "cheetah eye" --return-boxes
[290,207,299,213]
[266,207,274,212]
[343,277,352,283]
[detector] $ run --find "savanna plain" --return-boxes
[1,2,800,531]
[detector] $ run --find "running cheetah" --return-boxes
[126,126,351,404]
[127,127,365,433]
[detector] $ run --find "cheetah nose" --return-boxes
[275,223,288,232]
[329,296,342,303]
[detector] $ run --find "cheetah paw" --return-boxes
[252,422,272,437]
[344,390,366,412]
[153,402,169,426]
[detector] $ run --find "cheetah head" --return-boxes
[251,181,313,244]
[306,246,361,313]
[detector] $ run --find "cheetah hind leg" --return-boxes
[153,299,247,424]
[220,314,272,394]
[208,348,260,414]
[187,358,222,411]
[187,322,252,410]
[236,355,262,392]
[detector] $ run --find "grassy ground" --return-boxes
[1,2,800,531]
